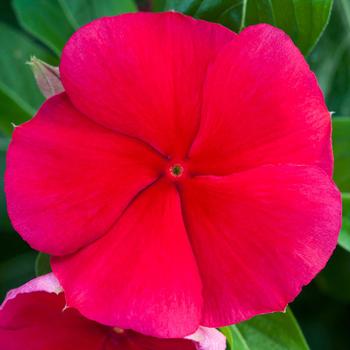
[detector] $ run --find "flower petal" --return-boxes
[0,275,107,350]
[0,273,62,311]
[113,331,197,350]
[180,165,341,326]
[186,327,226,350]
[5,93,164,255]
[0,276,211,350]
[189,24,332,176]
[60,12,235,157]
[52,180,202,338]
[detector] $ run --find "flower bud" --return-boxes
[28,56,64,98]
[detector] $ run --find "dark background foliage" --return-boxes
[0,1,349,349]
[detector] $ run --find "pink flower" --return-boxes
[5,12,341,337]
[0,274,225,350]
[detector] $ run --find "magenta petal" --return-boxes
[190,24,333,176]
[4,13,338,339]
[0,275,107,350]
[0,273,62,311]
[0,276,212,350]
[108,331,197,350]
[52,181,203,337]
[60,12,235,157]
[5,93,164,255]
[181,165,341,326]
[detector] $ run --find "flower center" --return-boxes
[169,163,184,177]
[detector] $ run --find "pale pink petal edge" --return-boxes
[0,273,62,310]
[1,276,226,350]
[186,327,226,350]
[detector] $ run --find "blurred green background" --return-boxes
[0,1,349,349]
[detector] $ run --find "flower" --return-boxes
[0,274,225,350]
[5,12,341,337]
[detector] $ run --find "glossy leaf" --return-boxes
[13,0,75,55]
[0,137,11,232]
[316,246,350,302]
[163,0,333,55]
[310,0,350,116]
[58,0,137,28]
[13,0,137,56]
[332,117,350,193]
[339,193,350,252]
[0,252,36,299]
[153,0,166,11]
[164,0,245,32]
[230,325,250,349]
[216,0,246,32]
[0,90,30,135]
[35,253,52,277]
[219,326,235,350]
[0,23,55,135]
[221,308,309,350]
[164,0,201,14]
[244,0,333,55]
[332,117,350,252]
[0,0,17,25]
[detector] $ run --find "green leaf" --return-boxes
[164,0,246,32]
[0,136,12,233]
[216,0,247,32]
[230,325,251,350]
[163,0,333,55]
[164,0,202,14]
[333,118,350,252]
[309,1,350,115]
[35,253,52,277]
[220,326,235,350]
[0,89,30,135]
[332,117,350,193]
[243,0,333,55]
[0,0,18,25]
[0,23,55,135]
[339,193,350,252]
[13,0,137,56]
[0,252,36,299]
[221,308,309,350]
[316,245,350,302]
[13,0,75,55]
[58,0,137,28]
[153,0,166,12]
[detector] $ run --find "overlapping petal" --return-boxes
[60,12,236,157]
[114,331,196,350]
[0,274,107,350]
[180,165,341,326]
[186,327,226,350]
[0,273,62,310]
[52,181,202,337]
[1,275,225,350]
[5,94,164,255]
[189,24,333,176]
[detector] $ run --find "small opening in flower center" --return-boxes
[169,164,184,177]
[113,327,125,334]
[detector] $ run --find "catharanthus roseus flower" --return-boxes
[0,274,225,350]
[5,12,341,337]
